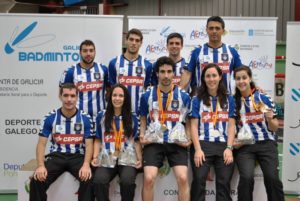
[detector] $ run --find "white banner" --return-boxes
[128,16,277,97]
[0,14,123,191]
[282,22,300,194]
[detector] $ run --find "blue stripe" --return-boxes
[86,66,93,117]
[95,64,101,113]
[221,44,229,92]
[292,88,300,98]
[135,57,142,113]
[76,64,84,111]
[56,110,62,153]
[75,111,81,153]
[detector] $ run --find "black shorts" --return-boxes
[142,143,188,168]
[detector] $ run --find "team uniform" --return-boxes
[186,43,242,94]
[108,55,152,114]
[233,90,284,201]
[140,85,190,167]
[151,58,187,86]
[30,108,94,201]
[93,111,139,201]
[60,62,108,118]
[189,95,235,201]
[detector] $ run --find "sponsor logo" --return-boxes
[94,72,101,80]
[76,81,103,92]
[291,88,300,102]
[288,171,300,182]
[244,112,264,123]
[248,29,254,36]
[190,26,208,40]
[201,112,229,123]
[53,134,83,144]
[289,143,300,156]
[201,63,229,73]
[103,132,125,143]
[74,123,82,132]
[5,21,80,62]
[2,163,24,178]
[145,39,167,54]
[150,111,180,122]
[118,76,144,86]
[160,26,186,38]
[249,55,273,70]
[171,100,179,110]
[290,119,300,129]
[172,76,181,85]
[135,66,143,75]
[248,29,275,36]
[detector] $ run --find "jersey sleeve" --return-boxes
[101,64,109,87]
[82,113,93,139]
[259,92,277,116]
[228,95,235,118]
[139,92,150,117]
[132,114,139,140]
[181,90,191,122]
[151,61,158,86]
[229,46,242,67]
[189,96,201,119]
[59,66,75,86]
[39,110,56,138]
[144,60,153,88]
[95,112,104,140]
[186,47,201,73]
[108,57,118,86]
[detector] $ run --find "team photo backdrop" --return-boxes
[0,13,123,191]
[282,22,300,195]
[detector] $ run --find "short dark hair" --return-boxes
[206,16,225,29]
[126,28,143,41]
[59,83,78,96]
[79,40,95,51]
[167,32,183,45]
[155,56,175,73]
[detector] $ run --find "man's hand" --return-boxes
[194,149,205,167]
[223,149,234,165]
[79,163,92,181]
[34,165,48,182]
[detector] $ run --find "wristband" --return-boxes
[226,145,233,150]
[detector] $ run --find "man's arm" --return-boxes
[33,136,48,181]
[79,138,93,181]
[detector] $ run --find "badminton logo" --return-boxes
[4,21,55,54]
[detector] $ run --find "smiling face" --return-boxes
[167,37,183,58]
[111,87,125,110]
[234,70,252,94]
[125,33,142,55]
[80,44,95,65]
[204,67,222,94]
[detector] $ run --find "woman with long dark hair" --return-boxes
[189,63,235,201]
[91,84,142,201]
[233,66,284,201]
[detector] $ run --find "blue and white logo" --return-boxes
[248,29,254,36]
[291,88,300,102]
[5,21,56,54]
[289,143,300,156]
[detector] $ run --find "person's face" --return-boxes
[111,87,125,110]
[126,34,142,55]
[80,44,95,65]
[167,37,183,58]
[204,67,222,92]
[157,64,174,87]
[206,21,224,44]
[235,70,252,93]
[60,88,78,111]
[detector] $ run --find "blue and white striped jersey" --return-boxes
[151,58,187,86]
[95,111,139,153]
[140,85,190,143]
[187,43,242,94]
[60,62,108,118]
[108,55,152,114]
[235,90,277,141]
[39,108,93,154]
[189,95,235,143]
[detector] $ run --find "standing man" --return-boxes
[30,83,94,201]
[60,39,108,119]
[108,28,152,115]
[152,32,188,87]
[139,56,191,201]
[180,16,242,94]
